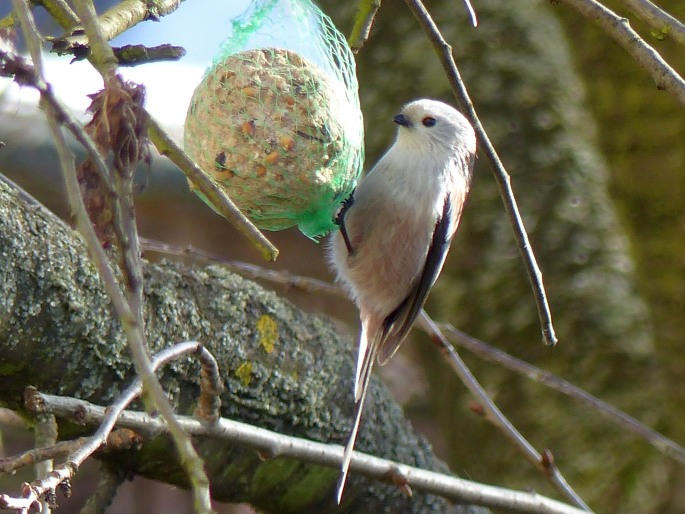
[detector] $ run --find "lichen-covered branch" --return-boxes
[0,179,474,513]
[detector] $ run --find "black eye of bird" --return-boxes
[422,116,437,127]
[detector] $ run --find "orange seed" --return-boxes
[241,120,255,136]
[264,150,280,165]
[279,135,295,151]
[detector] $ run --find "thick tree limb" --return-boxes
[0,179,476,513]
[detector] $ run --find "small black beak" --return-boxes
[393,113,411,127]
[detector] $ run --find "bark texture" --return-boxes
[0,180,479,514]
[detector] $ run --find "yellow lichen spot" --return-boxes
[257,314,278,354]
[235,361,253,386]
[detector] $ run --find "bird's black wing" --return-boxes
[377,194,454,365]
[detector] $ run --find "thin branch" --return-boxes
[114,43,186,66]
[193,345,224,424]
[33,414,57,514]
[460,0,478,28]
[67,4,213,511]
[619,0,685,46]
[0,439,87,474]
[35,0,80,31]
[146,118,279,262]
[403,0,558,347]
[71,0,117,76]
[557,0,685,107]
[25,393,591,514]
[2,342,211,513]
[417,311,590,511]
[140,238,337,296]
[49,0,184,56]
[438,323,685,465]
[348,0,382,53]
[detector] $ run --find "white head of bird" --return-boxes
[329,98,476,503]
[392,98,476,158]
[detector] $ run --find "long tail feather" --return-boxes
[337,336,378,503]
[353,322,369,401]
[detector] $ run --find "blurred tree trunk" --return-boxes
[318,0,678,511]
[0,180,478,514]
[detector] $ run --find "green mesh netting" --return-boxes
[184,0,364,239]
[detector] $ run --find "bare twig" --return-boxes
[417,311,590,511]
[0,51,114,195]
[439,323,685,465]
[404,0,558,347]
[140,238,338,296]
[33,414,57,514]
[26,393,590,514]
[67,3,214,511]
[348,0,382,53]
[35,0,80,31]
[617,0,685,46]
[114,43,186,66]
[71,0,117,76]
[49,0,184,56]
[1,342,211,513]
[557,0,685,107]
[0,439,87,474]
[146,118,279,262]
[460,0,478,27]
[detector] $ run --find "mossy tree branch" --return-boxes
[0,179,477,513]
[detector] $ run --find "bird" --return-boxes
[328,98,476,503]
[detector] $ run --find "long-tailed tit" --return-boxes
[329,98,476,502]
